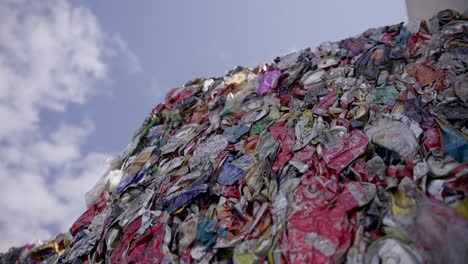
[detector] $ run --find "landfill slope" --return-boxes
[2,8,468,264]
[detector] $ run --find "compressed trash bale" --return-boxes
[2,9,468,264]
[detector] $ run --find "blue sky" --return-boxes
[0,0,407,251]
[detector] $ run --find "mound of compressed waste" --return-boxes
[2,8,467,264]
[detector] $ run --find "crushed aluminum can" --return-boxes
[257,70,281,95]
[322,130,369,173]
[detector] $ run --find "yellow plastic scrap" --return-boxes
[29,240,65,261]
[450,198,468,218]
[234,252,256,264]
[227,72,247,85]
[234,228,272,264]
[389,189,415,217]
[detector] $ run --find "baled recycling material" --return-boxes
[2,9,468,264]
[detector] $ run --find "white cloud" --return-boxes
[112,34,144,74]
[0,0,140,251]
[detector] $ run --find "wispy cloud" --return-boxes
[112,34,144,74]
[0,0,140,251]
